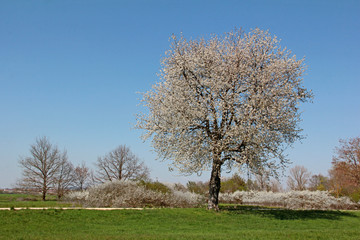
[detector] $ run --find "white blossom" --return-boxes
[219,190,358,210]
[64,180,205,208]
[137,28,312,209]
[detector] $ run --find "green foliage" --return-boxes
[349,188,360,203]
[316,184,326,191]
[186,181,208,195]
[220,174,247,193]
[334,186,360,202]
[309,174,330,191]
[138,180,171,194]
[0,208,360,239]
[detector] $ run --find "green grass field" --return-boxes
[1,206,360,239]
[1,193,359,239]
[0,193,73,208]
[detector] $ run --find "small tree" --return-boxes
[137,28,312,210]
[73,162,92,190]
[269,179,283,192]
[287,165,311,191]
[254,172,271,191]
[329,162,353,197]
[95,145,149,182]
[54,152,74,199]
[18,136,63,200]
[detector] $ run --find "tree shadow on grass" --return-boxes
[219,205,359,220]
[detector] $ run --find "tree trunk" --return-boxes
[57,184,62,200]
[42,178,47,201]
[42,188,46,201]
[208,159,222,210]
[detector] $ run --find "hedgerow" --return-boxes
[65,181,359,210]
[64,180,204,208]
[219,190,359,210]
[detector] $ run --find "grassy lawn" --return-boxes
[0,193,73,208]
[1,206,359,239]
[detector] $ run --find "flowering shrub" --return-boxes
[219,190,359,210]
[64,180,205,208]
[64,181,359,210]
[218,191,243,204]
[65,190,89,201]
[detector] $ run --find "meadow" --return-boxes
[1,194,360,240]
[0,193,73,208]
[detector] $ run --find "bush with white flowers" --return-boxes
[65,181,359,209]
[64,190,89,202]
[64,180,205,208]
[219,190,359,210]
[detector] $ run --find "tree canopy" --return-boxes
[19,136,64,200]
[137,28,312,209]
[95,145,149,183]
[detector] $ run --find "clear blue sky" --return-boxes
[1,0,359,188]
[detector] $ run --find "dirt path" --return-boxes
[0,207,144,210]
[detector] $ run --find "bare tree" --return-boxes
[269,179,283,192]
[254,173,270,191]
[137,28,312,210]
[18,136,63,200]
[54,152,74,199]
[95,145,149,182]
[287,165,311,191]
[73,162,92,190]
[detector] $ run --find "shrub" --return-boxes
[349,188,360,203]
[138,180,171,194]
[219,190,359,210]
[220,174,247,193]
[172,183,187,192]
[186,181,208,195]
[219,191,243,204]
[64,190,89,205]
[64,180,205,208]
